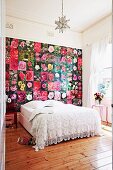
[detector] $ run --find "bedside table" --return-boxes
[6,102,18,128]
[6,112,17,128]
[92,104,108,125]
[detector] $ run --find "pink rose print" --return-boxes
[17,91,26,103]
[67,100,72,104]
[6,57,10,64]
[61,48,67,55]
[48,46,54,53]
[27,82,32,88]
[10,48,18,57]
[67,48,73,54]
[19,72,25,81]
[33,90,41,100]
[10,94,17,100]
[28,61,32,67]
[54,81,61,91]
[10,39,18,49]
[48,73,54,81]
[11,80,17,85]
[55,65,60,71]
[26,71,34,81]
[20,41,25,48]
[41,91,48,100]
[48,82,54,91]
[42,83,46,89]
[78,57,82,70]
[61,74,66,80]
[60,56,66,63]
[54,91,61,100]
[61,66,66,72]
[67,58,72,64]
[18,61,26,71]
[78,76,81,80]
[41,72,48,81]
[67,91,72,99]
[10,49,18,71]
[34,81,41,90]
[10,85,17,91]
[34,42,41,53]
[41,54,47,61]
[41,64,47,71]
[73,75,77,81]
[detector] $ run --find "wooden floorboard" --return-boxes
[5,123,112,170]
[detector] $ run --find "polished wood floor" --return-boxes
[6,123,112,170]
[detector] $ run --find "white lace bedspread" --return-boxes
[29,104,101,151]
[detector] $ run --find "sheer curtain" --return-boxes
[87,37,110,107]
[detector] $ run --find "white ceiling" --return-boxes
[6,0,112,32]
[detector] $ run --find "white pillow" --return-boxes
[23,100,44,109]
[44,100,63,107]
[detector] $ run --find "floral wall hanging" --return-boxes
[6,37,82,111]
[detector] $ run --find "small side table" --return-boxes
[92,104,108,125]
[6,112,17,128]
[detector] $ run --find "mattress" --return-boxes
[21,105,34,120]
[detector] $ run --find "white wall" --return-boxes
[6,16,82,49]
[82,15,112,107]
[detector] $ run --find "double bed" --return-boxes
[19,100,101,151]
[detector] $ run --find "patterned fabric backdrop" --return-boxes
[6,38,82,111]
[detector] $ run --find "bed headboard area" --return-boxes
[5,37,82,111]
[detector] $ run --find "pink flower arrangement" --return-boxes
[94,92,104,103]
[18,61,26,71]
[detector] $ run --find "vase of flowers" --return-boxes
[94,92,104,105]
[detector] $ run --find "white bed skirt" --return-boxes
[19,112,33,136]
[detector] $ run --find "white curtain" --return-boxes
[87,37,110,107]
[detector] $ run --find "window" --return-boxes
[98,43,112,98]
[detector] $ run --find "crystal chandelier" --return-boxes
[55,0,70,33]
